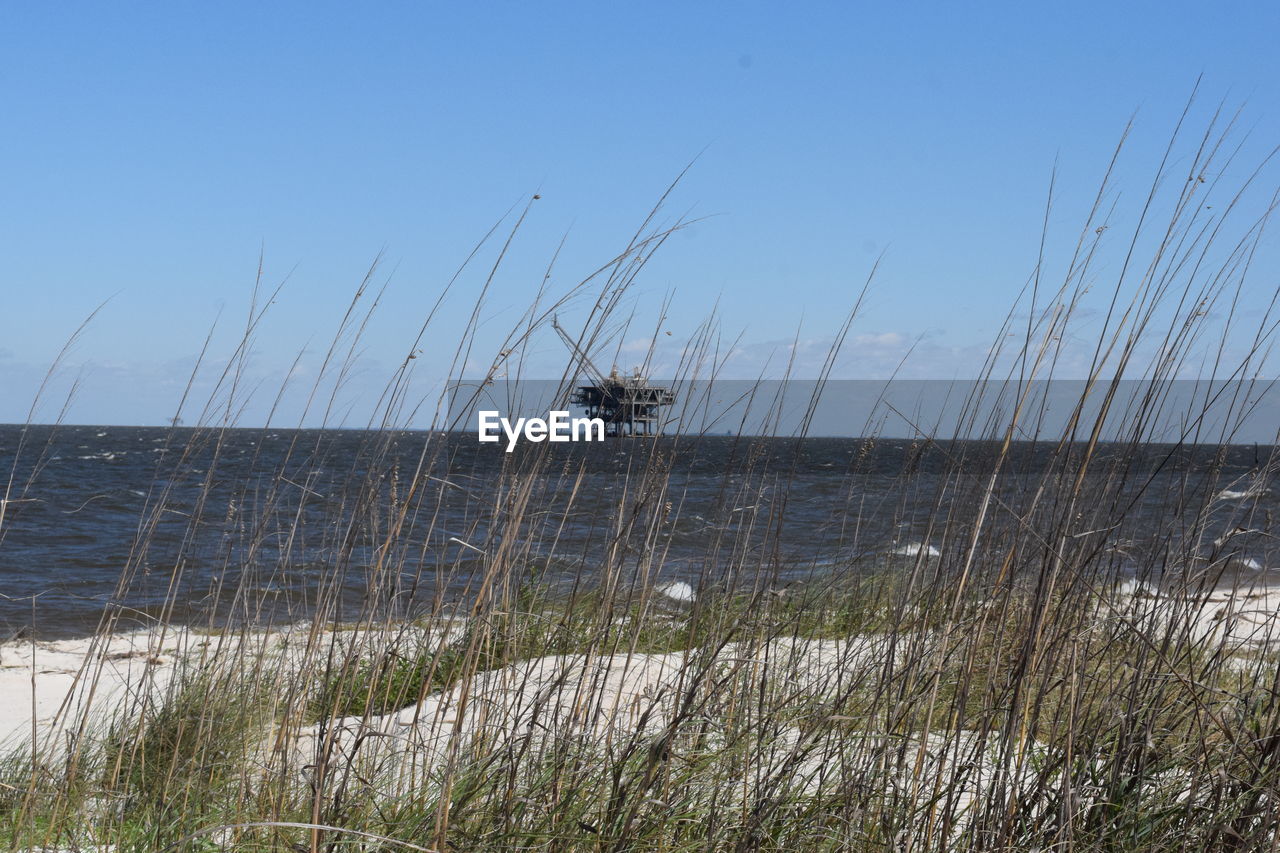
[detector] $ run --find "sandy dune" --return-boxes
[3,581,1279,842]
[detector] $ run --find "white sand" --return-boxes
[1105,581,1280,650]
[6,583,1280,752]
[285,632,911,799]
[0,628,186,745]
[6,582,1280,749]
[2,582,1278,834]
[0,621,454,747]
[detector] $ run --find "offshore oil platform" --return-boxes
[553,317,675,436]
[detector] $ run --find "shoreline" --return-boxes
[7,578,1280,747]
[5,577,1280,848]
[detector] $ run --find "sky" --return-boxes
[2,2,1279,427]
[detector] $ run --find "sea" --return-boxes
[1,424,1277,638]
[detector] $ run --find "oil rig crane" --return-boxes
[552,316,675,437]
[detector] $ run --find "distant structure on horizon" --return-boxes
[570,368,675,437]
[553,317,675,437]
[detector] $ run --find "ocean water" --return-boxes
[1,424,1276,638]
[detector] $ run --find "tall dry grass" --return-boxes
[3,102,1280,851]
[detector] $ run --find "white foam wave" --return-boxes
[892,543,940,558]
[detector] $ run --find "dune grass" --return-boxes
[4,103,1280,851]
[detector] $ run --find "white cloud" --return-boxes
[852,332,905,348]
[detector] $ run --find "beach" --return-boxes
[6,576,1280,849]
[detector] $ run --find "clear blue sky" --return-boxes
[3,2,1278,426]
